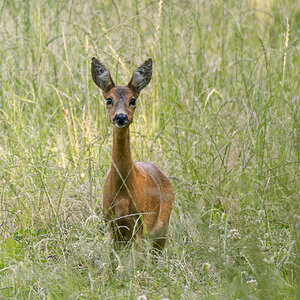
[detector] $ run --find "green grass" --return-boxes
[0,0,299,298]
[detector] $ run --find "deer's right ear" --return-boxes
[91,57,115,92]
[127,58,152,94]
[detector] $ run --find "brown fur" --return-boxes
[91,57,174,251]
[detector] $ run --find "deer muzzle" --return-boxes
[113,113,129,128]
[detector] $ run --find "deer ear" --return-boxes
[91,57,115,92]
[127,58,152,94]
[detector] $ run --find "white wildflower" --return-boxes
[227,229,241,240]
[247,279,257,286]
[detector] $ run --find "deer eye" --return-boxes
[106,98,113,106]
[129,98,136,106]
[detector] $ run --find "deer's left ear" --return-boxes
[127,58,152,94]
[91,57,115,92]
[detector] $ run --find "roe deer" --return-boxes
[91,57,174,252]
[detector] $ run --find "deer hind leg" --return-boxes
[109,216,143,250]
[153,236,166,252]
[149,223,167,254]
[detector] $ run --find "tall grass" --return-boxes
[0,0,299,298]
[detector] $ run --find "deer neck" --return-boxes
[111,126,134,180]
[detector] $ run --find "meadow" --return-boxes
[0,0,299,298]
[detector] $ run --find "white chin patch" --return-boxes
[114,123,126,128]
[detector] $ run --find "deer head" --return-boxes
[91,57,152,128]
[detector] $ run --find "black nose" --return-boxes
[113,113,129,127]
